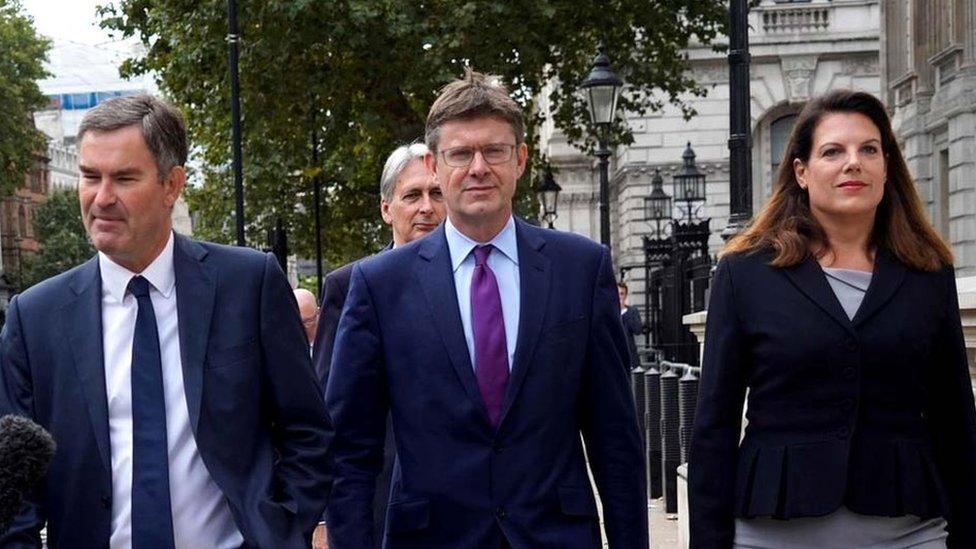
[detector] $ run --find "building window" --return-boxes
[17,205,28,238]
[770,114,798,181]
[937,148,950,237]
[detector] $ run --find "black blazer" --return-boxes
[688,248,976,549]
[313,243,393,387]
[621,307,643,368]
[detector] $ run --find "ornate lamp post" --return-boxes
[534,167,562,229]
[644,169,672,238]
[642,144,712,364]
[672,142,707,222]
[580,49,623,248]
[642,169,672,349]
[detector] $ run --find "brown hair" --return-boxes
[723,89,953,271]
[425,69,525,153]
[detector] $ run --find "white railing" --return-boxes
[761,5,831,34]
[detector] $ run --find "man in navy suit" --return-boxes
[0,95,332,548]
[325,71,647,548]
[311,142,445,548]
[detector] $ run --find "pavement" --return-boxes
[593,473,680,548]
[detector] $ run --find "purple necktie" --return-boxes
[471,245,509,427]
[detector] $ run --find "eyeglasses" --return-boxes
[439,143,517,167]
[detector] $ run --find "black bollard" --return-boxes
[644,366,663,499]
[678,368,700,464]
[660,368,680,514]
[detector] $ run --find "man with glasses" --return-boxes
[324,70,647,548]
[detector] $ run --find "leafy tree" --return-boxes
[0,0,49,196]
[21,189,94,289]
[98,0,726,266]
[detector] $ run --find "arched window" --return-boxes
[770,114,798,182]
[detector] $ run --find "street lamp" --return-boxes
[581,49,623,248]
[642,144,711,365]
[644,169,672,238]
[672,142,706,222]
[534,167,562,229]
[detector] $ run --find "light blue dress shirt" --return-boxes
[445,216,520,371]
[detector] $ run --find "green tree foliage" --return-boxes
[98,0,726,266]
[20,189,94,289]
[0,0,49,196]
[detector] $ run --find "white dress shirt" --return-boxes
[100,232,242,549]
[445,216,520,370]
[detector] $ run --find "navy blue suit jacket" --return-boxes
[0,234,333,548]
[311,242,394,548]
[324,219,648,548]
[689,249,976,548]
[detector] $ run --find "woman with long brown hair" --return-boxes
[688,90,976,548]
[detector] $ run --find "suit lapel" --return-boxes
[852,249,906,327]
[499,220,550,426]
[782,254,856,336]
[62,257,111,475]
[173,234,216,435]
[414,226,484,410]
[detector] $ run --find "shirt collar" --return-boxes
[445,216,518,272]
[99,231,176,304]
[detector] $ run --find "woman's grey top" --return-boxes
[731,267,949,548]
[822,267,872,320]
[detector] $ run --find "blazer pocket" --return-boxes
[386,498,430,534]
[558,486,598,517]
[542,316,587,341]
[206,339,258,369]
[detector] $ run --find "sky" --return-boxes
[20,0,132,48]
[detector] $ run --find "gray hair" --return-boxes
[78,94,188,180]
[380,142,429,201]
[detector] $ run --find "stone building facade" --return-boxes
[539,0,881,301]
[883,0,976,276]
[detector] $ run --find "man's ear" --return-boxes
[380,199,392,225]
[424,151,437,178]
[163,165,186,207]
[515,142,528,179]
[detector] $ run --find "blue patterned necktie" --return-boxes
[128,276,175,548]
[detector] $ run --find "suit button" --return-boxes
[836,426,850,439]
[495,507,506,519]
[842,367,856,379]
[101,495,111,509]
[840,398,854,411]
[843,337,857,350]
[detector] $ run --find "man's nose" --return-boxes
[417,193,434,214]
[93,179,117,206]
[468,150,490,176]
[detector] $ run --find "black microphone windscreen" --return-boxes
[0,415,56,534]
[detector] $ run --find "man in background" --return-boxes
[618,281,644,369]
[294,288,319,348]
[311,142,446,549]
